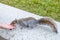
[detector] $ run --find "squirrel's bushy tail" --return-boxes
[38,17,57,33]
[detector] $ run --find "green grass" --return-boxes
[0,0,60,21]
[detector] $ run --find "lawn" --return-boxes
[0,0,60,21]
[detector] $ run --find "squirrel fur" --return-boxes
[38,17,57,33]
[10,17,57,33]
[10,17,38,28]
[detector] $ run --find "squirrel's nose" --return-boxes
[9,27,15,30]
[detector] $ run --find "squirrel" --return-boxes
[10,17,57,33]
[10,17,38,28]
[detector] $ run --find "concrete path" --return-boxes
[0,3,60,40]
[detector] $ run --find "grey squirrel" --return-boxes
[10,17,57,33]
[10,17,38,28]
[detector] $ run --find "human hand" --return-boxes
[0,24,16,30]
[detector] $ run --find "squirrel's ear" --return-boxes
[13,19,17,22]
[10,19,17,25]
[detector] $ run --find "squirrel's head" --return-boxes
[10,19,17,26]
